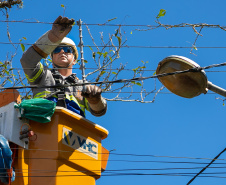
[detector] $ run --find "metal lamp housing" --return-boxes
[156,55,208,98]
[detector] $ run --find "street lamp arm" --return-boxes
[207,81,226,97]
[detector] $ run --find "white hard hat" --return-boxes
[60,37,78,60]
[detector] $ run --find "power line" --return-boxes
[110,152,226,161]
[3,168,226,178]
[0,61,225,91]
[1,20,226,29]
[1,172,226,178]
[7,155,226,163]
[5,67,226,73]
[7,147,226,162]
[8,158,226,165]
[2,42,226,49]
[3,155,226,166]
[3,67,156,71]
[187,147,226,185]
[0,89,219,96]
[0,20,54,25]
[10,166,226,173]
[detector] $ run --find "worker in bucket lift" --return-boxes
[20,16,107,118]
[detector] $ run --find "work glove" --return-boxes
[49,16,75,43]
[82,85,102,104]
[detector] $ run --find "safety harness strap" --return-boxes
[51,69,81,108]
[51,69,67,107]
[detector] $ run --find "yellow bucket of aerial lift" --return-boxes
[13,105,109,185]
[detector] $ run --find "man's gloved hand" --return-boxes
[82,85,102,104]
[49,16,75,43]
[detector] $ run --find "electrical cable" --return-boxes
[4,67,226,72]
[0,172,226,178]
[1,20,226,29]
[0,163,224,176]
[0,62,222,91]
[0,156,226,166]
[186,147,226,185]
[2,42,226,48]
[9,166,226,173]
[0,147,226,179]
[6,147,226,162]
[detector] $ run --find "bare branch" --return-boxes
[0,0,23,9]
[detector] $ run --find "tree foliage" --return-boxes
[0,1,165,103]
[3,2,223,103]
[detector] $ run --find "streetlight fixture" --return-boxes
[156,55,226,98]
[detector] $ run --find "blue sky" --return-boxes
[2,0,226,185]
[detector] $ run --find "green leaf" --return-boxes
[100,71,106,76]
[20,37,27,42]
[156,9,166,19]
[103,52,108,58]
[107,17,117,23]
[20,44,25,52]
[130,31,133,34]
[153,71,156,75]
[61,4,65,7]
[112,72,117,75]
[132,67,139,73]
[136,82,142,86]
[88,46,93,51]
[131,81,136,85]
[97,52,102,56]
[84,60,88,63]
[193,45,198,50]
[8,79,12,83]
[109,56,113,62]
[115,36,121,46]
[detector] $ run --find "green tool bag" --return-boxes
[15,98,56,123]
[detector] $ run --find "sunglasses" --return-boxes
[53,46,74,54]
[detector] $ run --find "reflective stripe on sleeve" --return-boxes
[34,91,55,99]
[25,63,44,83]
